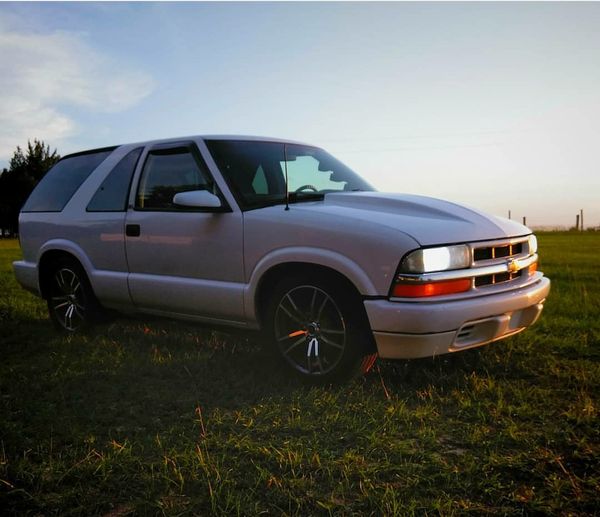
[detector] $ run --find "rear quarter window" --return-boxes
[87,147,142,212]
[22,148,115,212]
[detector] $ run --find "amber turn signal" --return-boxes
[392,278,472,298]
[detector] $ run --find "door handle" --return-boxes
[126,224,141,237]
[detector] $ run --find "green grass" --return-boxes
[0,233,598,515]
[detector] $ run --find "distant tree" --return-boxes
[0,139,60,236]
[0,167,9,237]
[8,140,60,183]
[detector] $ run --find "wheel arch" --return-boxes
[38,242,95,300]
[250,253,375,338]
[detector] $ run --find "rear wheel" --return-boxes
[46,258,101,333]
[265,275,377,383]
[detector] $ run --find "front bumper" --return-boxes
[364,274,550,359]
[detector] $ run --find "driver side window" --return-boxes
[136,148,212,210]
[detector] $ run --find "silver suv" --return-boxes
[14,135,550,382]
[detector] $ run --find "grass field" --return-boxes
[0,233,598,515]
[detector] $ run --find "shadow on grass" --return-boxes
[0,314,496,447]
[2,314,499,399]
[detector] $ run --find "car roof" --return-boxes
[201,135,311,145]
[59,135,321,165]
[65,135,314,157]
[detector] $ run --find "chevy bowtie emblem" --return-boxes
[507,259,519,273]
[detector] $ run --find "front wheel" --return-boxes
[47,258,101,333]
[265,276,377,383]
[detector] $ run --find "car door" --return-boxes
[124,141,245,324]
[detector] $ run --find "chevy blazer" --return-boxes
[13,136,550,382]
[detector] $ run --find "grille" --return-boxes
[473,242,523,262]
[471,238,530,289]
[474,271,522,287]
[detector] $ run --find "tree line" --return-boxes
[0,140,60,236]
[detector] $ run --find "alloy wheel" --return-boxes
[274,285,347,375]
[50,267,87,332]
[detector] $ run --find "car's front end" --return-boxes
[365,233,550,358]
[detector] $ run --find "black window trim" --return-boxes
[133,141,231,213]
[86,147,144,213]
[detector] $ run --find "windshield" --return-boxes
[204,139,375,210]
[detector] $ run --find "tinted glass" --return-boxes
[205,140,374,210]
[136,148,212,210]
[22,149,114,212]
[206,141,285,209]
[87,147,142,212]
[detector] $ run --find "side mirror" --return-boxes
[173,190,222,209]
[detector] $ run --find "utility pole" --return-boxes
[576,214,580,231]
[522,216,527,226]
[581,209,584,231]
[508,210,511,220]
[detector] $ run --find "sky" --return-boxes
[1,1,599,228]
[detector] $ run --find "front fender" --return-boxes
[243,246,378,326]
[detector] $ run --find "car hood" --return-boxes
[297,192,530,246]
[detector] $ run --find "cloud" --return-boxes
[0,24,154,161]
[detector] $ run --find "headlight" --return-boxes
[401,245,471,273]
[528,234,538,255]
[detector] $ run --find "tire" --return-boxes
[46,258,102,333]
[265,274,377,383]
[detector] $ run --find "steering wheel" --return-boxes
[295,184,318,193]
